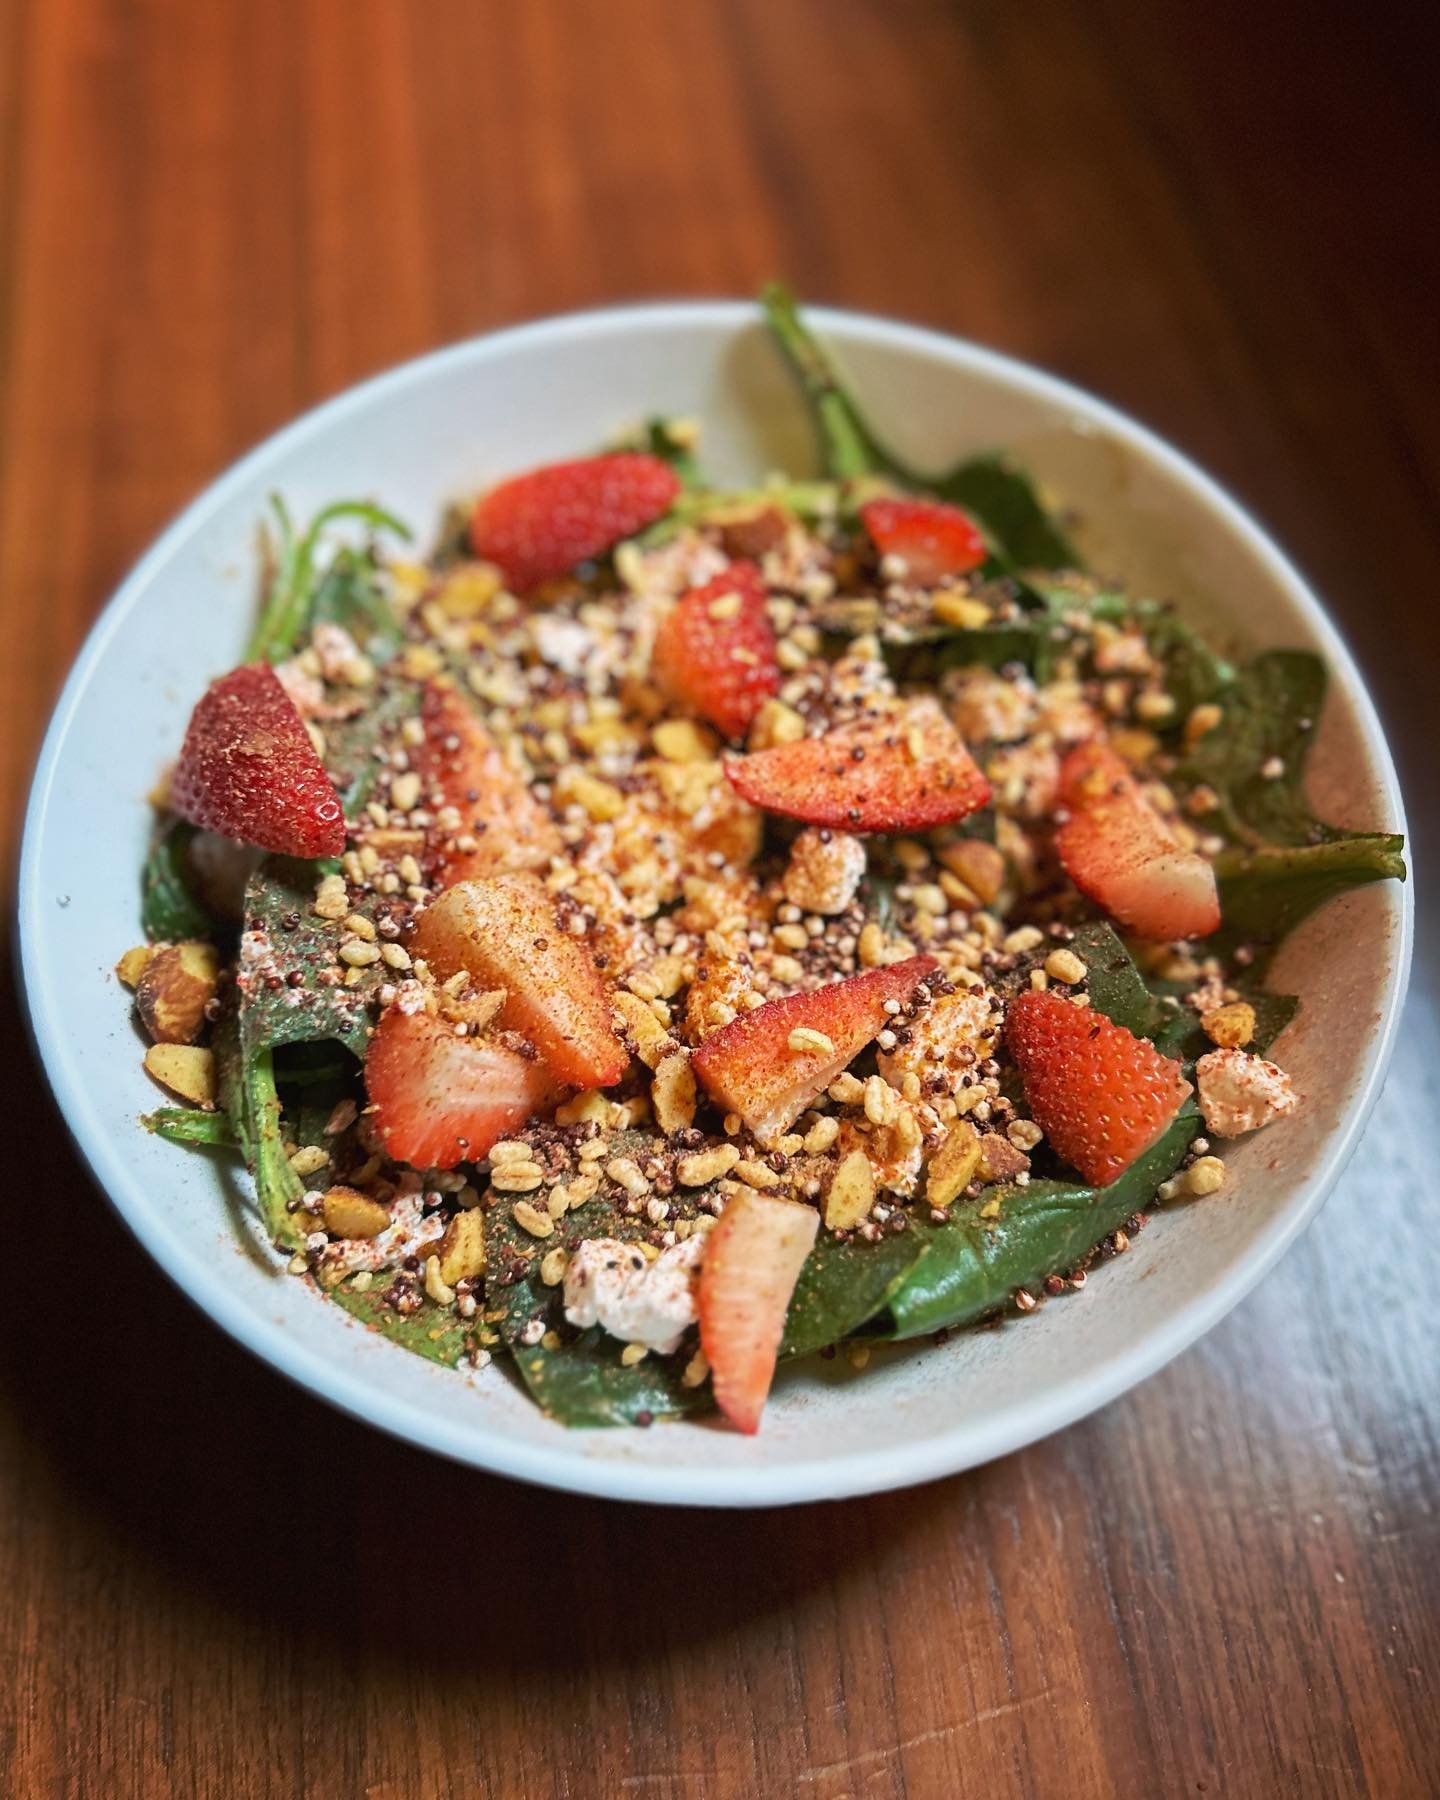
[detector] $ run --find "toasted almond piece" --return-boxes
[1202,1001,1256,1049]
[613,990,678,1070]
[652,1051,697,1135]
[115,945,154,989]
[931,590,990,629]
[436,1207,486,1285]
[925,1119,981,1209]
[747,698,807,751]
[555,767,626,822]
[321,1186,390,1239]
[135,941,221,1045]
[143,1044,216,1107]
[936,839,1005,907]
[652,718,718,763]
[437,985,508,1031]
[823,1150,875,1232]
[977,1132,1029,1183]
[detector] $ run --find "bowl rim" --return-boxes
[17,299,1414,1506]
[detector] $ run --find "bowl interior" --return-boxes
[19,303,1409,1505]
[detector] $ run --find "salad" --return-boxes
[122,289,1405,1434]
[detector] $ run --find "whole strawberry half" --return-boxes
[691,954,938,1145]
[699,1189,819,1434]
[724,703,990,832]
[1056,742,1219,941]
[469,452,681,592]
[169,662,346,858]
[1005,988,1192,1186]
[413,679,562,888]
[365,1004,557,1170]
[652,562,780,740]
[412,873,627,1089]
[861,497,987,584]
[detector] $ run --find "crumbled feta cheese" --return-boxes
[563,1234,705,1353]
[876,986,1000,1098]
[1196,1049,1299,1138]
[782,828,866,916]
[1092,630,1154,675]
[312,621,365,681]
[1035,678,1100,744]
[949,668,1037,744]
[274,659,326,716]
[531,614,595,677]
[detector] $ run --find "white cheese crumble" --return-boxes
[562,1233,706,1353]
[1195,1049,1300,1138]
[782,828,867,915]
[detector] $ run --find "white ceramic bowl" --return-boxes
[18,303,1411,1506]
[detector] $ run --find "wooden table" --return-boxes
[2,2,1436,1794]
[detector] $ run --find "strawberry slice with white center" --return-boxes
[723,703,990,832]
[1005,987,1192,1186]
[860,497,987,583]
[651,561,780,740]
[1056,742,1219,941]
[412,873,627,1090]
[699,1190,819,1434]
[365,1005,557,1170]
[412,679,562,888]
[170,663,346,858]
[690,955,938,1146]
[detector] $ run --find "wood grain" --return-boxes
[1,0,1437,1795]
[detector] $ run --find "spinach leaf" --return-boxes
[143,1107,237,1148]
[141,820,214,942]
[881,622,1042,686]
[327,1274,473,1368]
[216,1007,305,1250]
[486,1189,710,1427]
[1066,922,1170,1038]
[1149,986,1299,1065]
[876,1110,1197,1340]
[760,282,892,483]
[246,497,411,665]
[862,869,900,934]
[1176,648,1405,941]
[1130,601,1234,719]
[238,857,381,1063]
[309,546,404,664]
[641,417,705,488]
[1178,650,1327,846]
[320,678,422,815]
[780,1227,931,1358]
[1215,836,1406,943]
[760,283,1082,571]
[635,478,850,549]
[930,455,1081,575]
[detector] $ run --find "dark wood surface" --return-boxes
[1,2,1436,1795]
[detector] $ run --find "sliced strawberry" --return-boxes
[691,955,937,1145]
[365,1005,556,1170]
[1056,743,1220,941]
[1005,988,1192,1187]
[412,874,627,1089]
[469,452,681,592]
[861,497,987,584]
[652,562,780,740]
[724,703,990,832]
[413,680,562,887]
[699,1190,819,1434]
[169,663,345,858]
